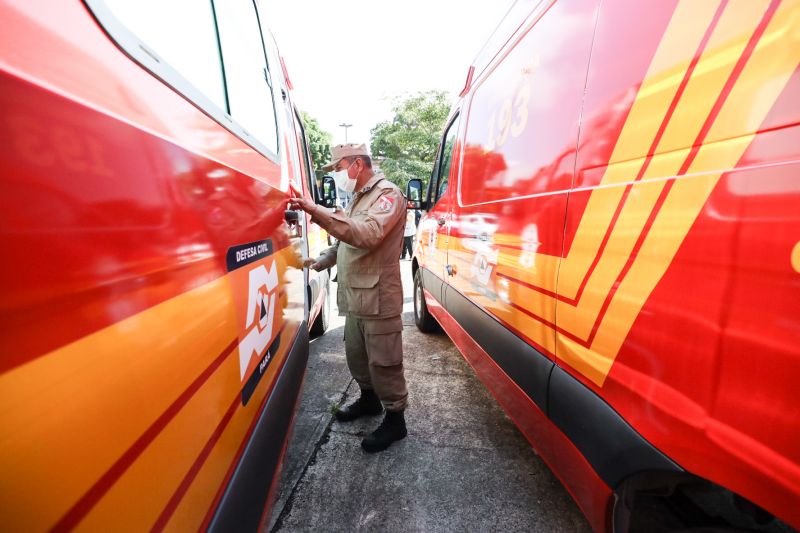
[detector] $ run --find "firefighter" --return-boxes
[288,143,408,453]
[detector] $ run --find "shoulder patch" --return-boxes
[376,195,396,213]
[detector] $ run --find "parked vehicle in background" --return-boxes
[410,0,800,530]
[0,0,330,530]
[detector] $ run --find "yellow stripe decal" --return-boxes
[451,0,799,386]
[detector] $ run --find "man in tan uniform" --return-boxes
[288,143,408,453]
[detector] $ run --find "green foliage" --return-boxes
[300,111,333,178]
[377,158,433,191]
[370,90,451,191]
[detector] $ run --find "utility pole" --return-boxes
[339,122,352,143]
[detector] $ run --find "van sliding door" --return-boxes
[417,112,461,304]
[443,0,599,413]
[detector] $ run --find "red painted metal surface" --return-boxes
[415,0,800,529]
[0,0,321,529]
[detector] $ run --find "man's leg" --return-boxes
[365,334,407,411]
[344,315,370,388]
[361,317,408,452]
[336,315,383,422]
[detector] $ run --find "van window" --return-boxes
[214,0,279,153]
[459,0,597,205]
[434,114,461,204]
[102,0,226,110]
[294,112,318,199]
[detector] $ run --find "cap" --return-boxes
[322,143,370,171]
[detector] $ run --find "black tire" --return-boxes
[310,277,330,337]
[413,268,439,333]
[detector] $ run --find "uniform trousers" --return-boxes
[344,314,408,412]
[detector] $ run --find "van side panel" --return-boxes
[0,0,308,529]
[419,0,800,529]
[558,0,800,527]
[448,0,599,361]
[208,325,309,532]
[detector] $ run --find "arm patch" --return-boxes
[377,195,395,213]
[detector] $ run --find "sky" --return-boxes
[263,0,516,147]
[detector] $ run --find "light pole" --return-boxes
[339,122,352,143]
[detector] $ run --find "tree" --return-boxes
[370,90,451,191]
[300,111,332,178]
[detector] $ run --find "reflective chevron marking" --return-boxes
[454,0,800,386]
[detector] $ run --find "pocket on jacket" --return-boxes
[379,272,403,316]
[344,274,380,316]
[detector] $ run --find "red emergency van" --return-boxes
[410,0,800,530]
[0,0,330,530]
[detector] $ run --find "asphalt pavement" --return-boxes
[268,260,590,532]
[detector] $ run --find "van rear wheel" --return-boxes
[414,269,439,333]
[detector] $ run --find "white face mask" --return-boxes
[333,161,358,193]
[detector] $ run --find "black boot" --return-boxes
[335,389,383,422]
[361,410,407,453]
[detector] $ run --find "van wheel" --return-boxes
[414,269,439,333]
[310,278,330,337]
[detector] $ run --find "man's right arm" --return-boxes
[310,189,405,250]
[287,196,339,271]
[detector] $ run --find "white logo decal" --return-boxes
[238,261,278,380]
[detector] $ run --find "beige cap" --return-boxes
[322,143,370,171]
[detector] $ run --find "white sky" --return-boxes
[262,0,515,147]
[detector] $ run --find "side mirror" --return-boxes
[319,176,338,208]
[406,179,423,210]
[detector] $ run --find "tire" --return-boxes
[310,277,330,337]
[413,268,439,333]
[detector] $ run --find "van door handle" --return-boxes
[437,217,446,226]
[285,209,300,224]
[285,210,303,238]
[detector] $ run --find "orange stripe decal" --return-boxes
[51,340,239,532]
[449,0,800,386]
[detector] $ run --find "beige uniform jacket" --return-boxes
[310,173,406,320]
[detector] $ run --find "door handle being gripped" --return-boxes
[284,209,300,224]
